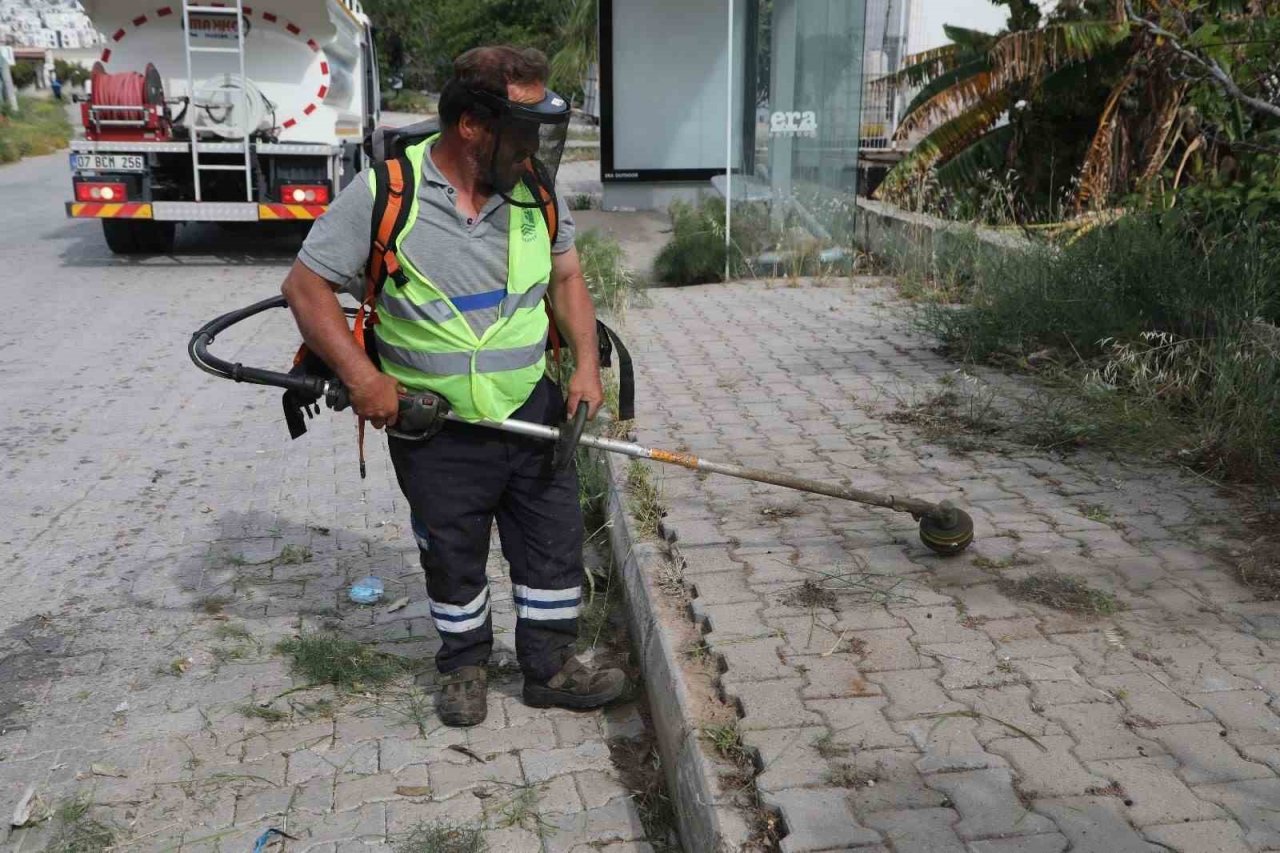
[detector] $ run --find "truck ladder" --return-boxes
[182,0,253,201]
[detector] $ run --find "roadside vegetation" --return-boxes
[0,96,71,164]
[862,0,1280,598]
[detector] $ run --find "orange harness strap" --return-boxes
[354,158,408,478]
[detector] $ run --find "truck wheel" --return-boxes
[102,220,139,254]
[101,220,176,255]
[134,221,176,254]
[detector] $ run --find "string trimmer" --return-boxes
[189,296,975,555]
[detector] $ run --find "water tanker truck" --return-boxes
[66,0,380,253]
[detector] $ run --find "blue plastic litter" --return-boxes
[252,827,296,852]
[348,575,385,604]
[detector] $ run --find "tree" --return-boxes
[549,0,595,98]
[54,59,89,87]
[362,0,568,91]
[875,0,1280,219]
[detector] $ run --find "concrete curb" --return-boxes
[600,449,754,852]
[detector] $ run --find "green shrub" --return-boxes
[576,228,633,317]
[8,60,36,90]
[53,59,90,87]
[0,96,72,163]
[654,198,770,285]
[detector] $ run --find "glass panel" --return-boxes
[732,0,868,266]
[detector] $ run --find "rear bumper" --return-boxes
[66,201,328,221]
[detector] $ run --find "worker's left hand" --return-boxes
[566,367,604,420]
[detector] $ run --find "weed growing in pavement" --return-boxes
[47,796,115,853]
[496,784,553,836]
[1080,504,1112,523]
[1235,534,1280,602]
[393,820,484,853]
[195,594,231,616]
[626,461,664,539]
[703,722,752,767]
[827,763,879,789]
[239,704,288,723]
[212,623,253,642]
[568,192,596,211]
[276,633,407,691]
[277,544,313,565]
[814,733,852,759]
[780,579,839,611]
[997,571,1123,616]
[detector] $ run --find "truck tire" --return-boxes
[102,220,176,255]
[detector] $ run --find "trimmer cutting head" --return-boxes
[918,501,975,555]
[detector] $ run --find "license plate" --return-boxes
[71,153,145,172]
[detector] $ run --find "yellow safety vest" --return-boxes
[368,135,551,422]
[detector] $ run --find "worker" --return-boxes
[280,45,627,727]
[51,74,62,102]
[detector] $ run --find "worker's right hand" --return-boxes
[347,370,400,429]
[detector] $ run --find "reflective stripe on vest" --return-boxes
[368,134,552,422]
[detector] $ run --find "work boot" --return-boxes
[523,656,629,710]
[437,665,488,727]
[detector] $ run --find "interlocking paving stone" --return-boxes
[0,155,655,852]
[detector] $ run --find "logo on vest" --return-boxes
[521,209,537,243]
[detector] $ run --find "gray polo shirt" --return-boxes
[298,142,575,337]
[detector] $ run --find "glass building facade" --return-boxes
[601,0,871,254]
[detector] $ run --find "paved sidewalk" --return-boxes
[627,279,1280,853]
[0,152,654,852]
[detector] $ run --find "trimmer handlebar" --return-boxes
[188,295,333,398]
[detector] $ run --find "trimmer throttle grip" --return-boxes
[388,391,449,441]
[553,401,590,473]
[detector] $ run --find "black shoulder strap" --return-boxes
[597,320,634,422]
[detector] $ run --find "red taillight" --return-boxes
[75,182,128,202]
[281,184,330,205]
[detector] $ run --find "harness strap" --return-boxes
[355,156,411,478]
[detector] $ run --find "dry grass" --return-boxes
[997,571,1123,616]
[780,580,839,611]
[47,797,115,853]
[609,735,679,852]
[626,460,664,539]
[1235,534,1280,601]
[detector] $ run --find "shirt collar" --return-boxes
[425,141,507,221]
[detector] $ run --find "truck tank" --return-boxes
[80,0,369,145]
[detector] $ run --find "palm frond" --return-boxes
[879,91,1013,196]
[990,20,1130,86]
[901,58,992,126]
[895,69,1000,141]
[1074,70,1135,210]
[942,25,998,51]
[937,125,1015,188]
[871,44,965,94]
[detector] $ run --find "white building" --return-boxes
[860,0,922,149]
[0,0,102,49]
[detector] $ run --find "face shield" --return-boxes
[468,87,570,208]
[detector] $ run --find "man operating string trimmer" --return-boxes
[280,46,627,727]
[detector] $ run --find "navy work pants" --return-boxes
[388,377,583,682]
